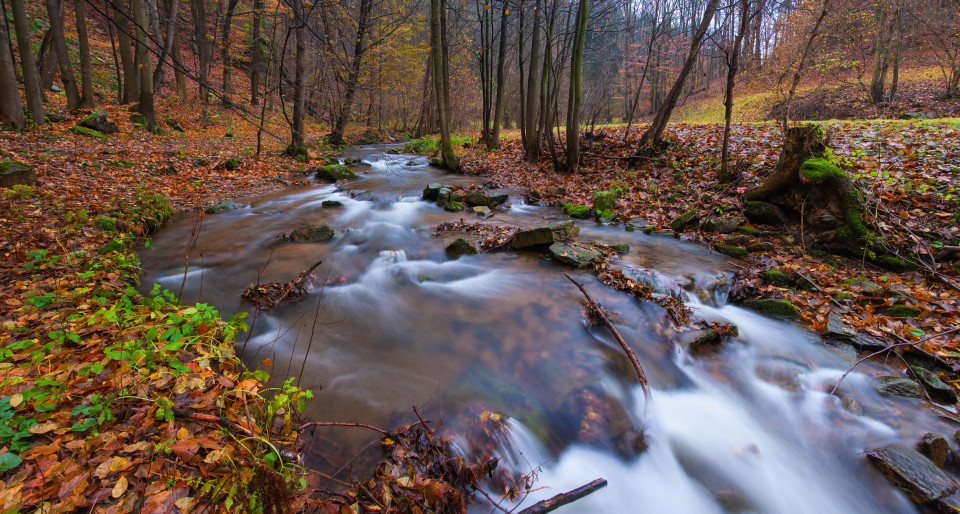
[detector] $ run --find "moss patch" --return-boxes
[761,269,793,287]
[69,125,107,139]
[752,298,801,318]
[714,244,748,258]
[592,190,617,212]
[800,157,844,181]
[877,304,923,318]
[669,208,700,231]
[564,203,591,219]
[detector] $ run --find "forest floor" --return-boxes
[461,120,960,365]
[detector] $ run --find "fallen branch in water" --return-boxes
[829,326,960,395]
[298,421,389,435]
[564,273,652,401]
[518,478,608,514]
[240,259,323,310]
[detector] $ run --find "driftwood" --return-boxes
[518,478,608,514]
[240,259,323,310]
[564,273,652,401]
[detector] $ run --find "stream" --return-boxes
[138,145,960,512]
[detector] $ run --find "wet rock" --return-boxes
[755,360,804,392]
[289,223,334,242]
[822,339,858,365]
[850,333,891,351]
[597,209,616,223]
[464,191,492,206]
[489,193,509,205]
[761,269,793,287]
[512,221,580,249]
[564,204,591,219]
[685,324,739,356]
[315,164,357,182]
[323,157,341,166]
[743,201,786,225]
[625,218,647,232]
[746,241,774,252]
[910,366,958,404]
[669,209,700,231]
[445,238,478,258]
[918,433,950,468]
[865,445,958,503]
[204,200,240,214]
[877,304,923,318]
[610,243,629,254]
[823,312,857,339]
[649,229,678,238]
[343,157,371,167]
[549,242,601,268]
[843,277,884,297]
[472,206,493,218]
[592,190,617,212]
[714,244,748,258]
[876,376,925,399]
[724,234,753,245]
[702,216,746,233]
[0,161,37,187]
[435,187,453,207]
[321,200,344,208]
[749,298,800,318]
[443,201,464,212]
[77,110,119,134]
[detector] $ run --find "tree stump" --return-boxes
[742,125,878,259]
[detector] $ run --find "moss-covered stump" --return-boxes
[741,124,892,264]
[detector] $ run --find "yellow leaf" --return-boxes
[175,497,198,511]
[9,394,23,408]
[95,456,131,479]
[27,421,59,435]
[382,437,394,446]
[397,476,413,487]
[204,447,230,464]
[112,476,128,498]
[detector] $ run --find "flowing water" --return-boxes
[139,145,960,512]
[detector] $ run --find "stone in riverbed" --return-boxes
[749,298,800,318]
[702,216,746,233]
[876,376,925,399]
[288,223,334,242]
[865,445,958,503]
[464,191,491,206]
[564,203,591,219]
[444,201,464,212]
[625,218,647,232]
[315,164,357,182]
[321,200,344,208]
[592,190,617,212]
[669,208,700,231]
[512,221,580,249]
[473,206,493,218]
[917,433,950,468]
[549,242,601,268]
[445,237,478,258]
[910,366,958,404]
[205,200,240,214]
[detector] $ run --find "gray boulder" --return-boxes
[289,223,335,242]
[549,242,601,268]
[512,221,580,249]
[78,110,119,134]
[0,161,37,188]
[876,376,925,399]
[910,366,958,404]
[703,216,746,233]
[866,445,958,503]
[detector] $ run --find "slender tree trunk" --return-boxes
[869,5,893,104]
[9,0,43,125]
[190,0,210,102]
[132,0,158,132]
[329,0,373,146]
[45,0,81,109]
[105,0,123,103]
[152,0,180,95]
[0,17,24,128]
[888,7,903,102]
[75,0,96,108]
[523,0,541,161]
[288,0,306,153]
[221,0,239,106]
[720,0,753,181]
[634,0,720,154]
[113,0,138,103]
[430,0,458,168]
[565,0,589,173]
[171,29,186,95]
[250,0,262,105]
[489,0,509,149]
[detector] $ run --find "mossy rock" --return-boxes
[564,204,591,219]
[218,158,241,171]
[444,201,464,211]
[875,255,918,271]
[446,237,478,257]
[464,191,491,206]
[315,164,357,182]
[910,366,958,404]
[761,269,793,287]
[69,125,107,139]
[205,200,241,214]
[598,209,616,223]
[877,304,923,318]
[289,223,335,242]
[0,161,36,187]
[751,298,800,318]
[78,110,119,134]
[610,243,630,254]
[669,209,700,231]
[592,190,617,212]
[714,244,748,258]
[843,277,884,296]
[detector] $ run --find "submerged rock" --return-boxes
[321,200,344,208]
[910,366,958,404]
[472,206,493,218]
[865,445,958,503]
[205,200,240,214]
[289,223,334,242]
[549,242,601,268]
[445,238,478,258]
[512,221,580,249]
[876,376,925,399]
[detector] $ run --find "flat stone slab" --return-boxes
[866,445,958,503]
[512,221,580,249]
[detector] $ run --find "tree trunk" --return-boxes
[329,0,373,146]
[152,0,180,95]
[743,125,877,258]
[633,0,719,154]
[489,0,509,149]
[221,0,239,106]
[565,0,589,173]
[132,0,159,132]
[523,0,541,161]
[190,0,210,102]
[250,0,262,105]
[45,0,81,109]
[287,0,306,153]
[430,0,459,169]
[75,0,96,109]
[9,0,44,125]
[869,5,893,104]
[887,7,903,102]
[720,0,753,182]
[113,0,138,103]
[0,17,24,129]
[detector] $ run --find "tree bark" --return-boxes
[75,0,96,108]
[112,0,138,103]
[720,0,754,182]
[329,0,373,146]
[221,0,239,106]
[152,0,180,95]
[9,0,44,125]
[287,0,306,153]
[633,0,719,154]
[250,0,263,105]
[523,0,541,161]
[489,0,509,149]
[0,17,24,129]
[132,0,159,132]
[190,0,210,102]
[565,0,589,173]
[45,0,81,109]
[430,0,459,169]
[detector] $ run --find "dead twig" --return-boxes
[564,273,652,400]
[298,421,389,435]
[517,478,608,514]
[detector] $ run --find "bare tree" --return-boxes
[9,0,44,125]
[45,0,82,109]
